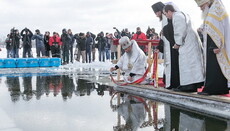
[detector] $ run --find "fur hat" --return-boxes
[119,36,132,49]
[151,2,165,13]
[194,0,209,6]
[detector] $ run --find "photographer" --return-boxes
[75,33,86,63]
[49,32,62,58]
[21,28,33,58]
[10,28,21,58]
[96,32,106,62]
[32,29,45,57]
[121,28,132,39]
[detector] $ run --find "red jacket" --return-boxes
[131,32,147,40]
[49,35,62,46]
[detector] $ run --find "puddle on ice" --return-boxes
[0,66,229,131]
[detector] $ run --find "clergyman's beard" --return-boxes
[159,14,163,21]
[201,6,209,20]
[126,48,133,57]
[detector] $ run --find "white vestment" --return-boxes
[203,0,230,81]
[162,15,172,88]
[173,12,205,85]
[117,40,147,83]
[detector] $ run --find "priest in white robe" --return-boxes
[110,36,148,84]
[195,0,230,95]
[163,4,205,92]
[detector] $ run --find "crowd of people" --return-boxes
[3,26,159,65]
[6,75,112,102]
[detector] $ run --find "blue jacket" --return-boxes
[85,36,93,51]
[32,34,44,47]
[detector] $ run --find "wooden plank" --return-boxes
[118,84,230,104]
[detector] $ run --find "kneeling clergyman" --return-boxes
[110,36,149,84]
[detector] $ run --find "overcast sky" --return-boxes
[0,0,229,37]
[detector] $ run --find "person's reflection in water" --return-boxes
[95,84,107,96]
[75,79,94,96]
[164,105,227,131]
[44,76,51,97]
[49,75,62,97]
[36,76,46,100]
[22,76,33,101]
[6,76,21,102]
[61,75,75,101]
[111,94,147,131]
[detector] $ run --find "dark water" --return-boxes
[0,74,229,131]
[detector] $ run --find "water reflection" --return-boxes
[22,76,33,101]
[75,78,94,96]
[110,92,230,131]
[6,76,21,102]
[61,75,75,100]
[110,93,164,131]
[1,74,229,131]
[164,105,229,131]
[4,74,114,102]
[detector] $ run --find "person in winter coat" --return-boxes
[21,28,33,58]
[85,32,93,63]
[76,33,86,63]
[68,29,75,63]
[10,29,21,58]
[105,33,111,60]
[111,33,118,61]
[5,34,12,58]
[90,33,96,62]
[44,31,51,57]
[61,28,71,64]
[131,27,147,54]
[49,32,62,58]
[96,31,106,62]
[32,29,45,57]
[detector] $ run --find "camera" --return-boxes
[11,28,17,34]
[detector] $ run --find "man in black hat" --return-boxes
[152,2,177,89]
[151,2,165,21]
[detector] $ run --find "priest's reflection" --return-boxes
[110,92,165,131]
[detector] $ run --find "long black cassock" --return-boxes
[158,19,180,89]
[202,35,229,95]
